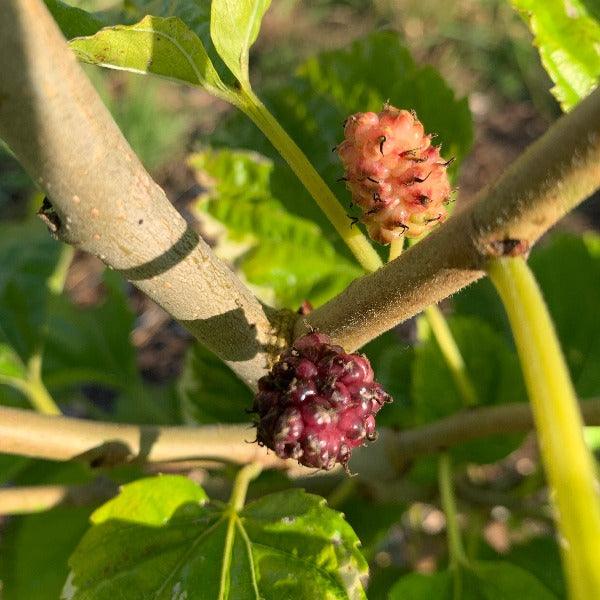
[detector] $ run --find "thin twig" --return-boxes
[3,400,600,472]
[389,399,600,461]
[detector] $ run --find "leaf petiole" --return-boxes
[229,462,263,512]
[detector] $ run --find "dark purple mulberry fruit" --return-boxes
[253,332,392,470]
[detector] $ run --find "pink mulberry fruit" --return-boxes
[253,332,392,471]
[336,104,452,244]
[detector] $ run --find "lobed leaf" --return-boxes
[529,233,600,398]
[388,570,452,599]
[0,343,27,387]
[480,537,566,598]
[125,0,212,40]
[296,31,473,168]
[361,331,415,429]
[124,0,236,86]
[0,463,95,600]
[90,475,208,525]
[0,221,62,363]
[511,0,600,110]
[2,507,92,600]
[0,220,144,416]
[43,270,138,393]
[374,316,527,464]
[412,317,526,422]
[65,476,367,599]
[49,0,230,88]
[111,383,183,426]
[336,496,405,560]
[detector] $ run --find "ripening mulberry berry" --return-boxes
[336,104,452,244]
[252,332,392,471]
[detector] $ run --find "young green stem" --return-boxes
[220,462,262,600]
[0,351,60,415]
[439,453,468,568]
[236,89,383,273]
[488,256,600,600]
[439,453,468,600]
[24,378,61,416]
[424,305,477,408]
[229,462,263,513]
[22,244,74,416]
[47,244,75,295]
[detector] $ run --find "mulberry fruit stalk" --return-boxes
[252,332,392,470]
[336,104,452,244]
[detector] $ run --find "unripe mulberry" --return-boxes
[336,104,452,244]
[252,332,392,471]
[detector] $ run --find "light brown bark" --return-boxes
[0,0,290,389]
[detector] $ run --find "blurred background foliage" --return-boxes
[0,1,599,599]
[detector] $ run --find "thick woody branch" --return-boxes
[298,87,600,349]
[3,401,600,473]
[0,1,598,393]
[0,0,288,389]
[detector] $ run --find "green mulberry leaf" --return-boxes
[178,342,253,424]
[70,16,231,98]
[210,0,272,84]
[65,476,367,599]
[511,0,600,110]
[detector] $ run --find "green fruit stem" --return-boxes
[236,89,383,273]
[488,256,600,600]
[388,236,405,262]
